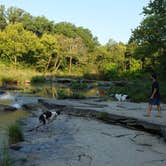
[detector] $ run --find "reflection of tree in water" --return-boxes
[41,86,71,98]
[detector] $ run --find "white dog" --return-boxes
[115,94,129,101]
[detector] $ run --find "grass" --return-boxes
[109,80,150,102]
[109,78,166,103]
[0,63,165,103]
[0,63,41,85]
[0,143,12,166]
[70,81,88,90]
[31,76,46,83]
[96,112,110,121]
[8,122,24,145]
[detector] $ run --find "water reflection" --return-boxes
[29,83,108,98]
[0,82,109,147]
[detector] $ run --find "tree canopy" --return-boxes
[129,0,166,76]
[0,2,165,80]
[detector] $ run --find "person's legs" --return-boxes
[156,104,161,117]
[146,103,152,116]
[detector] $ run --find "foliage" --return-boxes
[56,89,85,99]
[0,76,17,85]
[69,91,86,99]
[31,76,46,83]
[0,63,41,85]
[8,122,24,145]
[0,3,165,87]
[70,81,88,90]
[0,143,12,166]
[0,5,7,30]
[96,112,109,121]
[57,89,70,99]
[109,78,151,102]
[129,0,166,76]
[54,22,99,52]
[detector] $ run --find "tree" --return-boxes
[0,5,7,30]
[31,16,54,36]
[37,34,59,73]
[6,7,26,23]
[0,23,26,66]
[54,22,99,52]
[107,42,126,70]
[0,23,40,67]
[106,38,117,47]
[55,35,86,73]
[129,0,166,75]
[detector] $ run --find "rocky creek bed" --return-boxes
[6,98,166,166]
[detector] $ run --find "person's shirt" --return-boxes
[152,80,160,98]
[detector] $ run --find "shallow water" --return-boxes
[0,82,109,147]
[0,95,29,148]
[24,82,108,98]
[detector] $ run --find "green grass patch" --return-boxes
[0,63,42,85]
[31,76,46,83]
[0,143,12,166]
[8,122,24,145]
[109,79,166,103]
[96,112,110,121]
[109,80,151,102]
[0,76,17,85]
[70,81,88,90]
[70,92,86,99]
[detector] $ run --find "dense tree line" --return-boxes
[0,0,165,80]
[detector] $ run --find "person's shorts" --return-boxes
[149,97,160,105]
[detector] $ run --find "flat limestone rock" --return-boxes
[0,104,17,112]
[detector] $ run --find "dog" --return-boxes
[115,94,129,102]
[39,110,61,125]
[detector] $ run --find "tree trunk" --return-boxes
[44,56,52,75]
[69,56,72,74]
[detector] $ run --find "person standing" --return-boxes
[145,73,161,117]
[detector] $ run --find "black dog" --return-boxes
[39,110,60,125]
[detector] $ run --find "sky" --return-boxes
[0,0,149,44]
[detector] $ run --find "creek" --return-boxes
[0,82,108,148]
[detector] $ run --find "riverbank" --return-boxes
[8,98,166,166]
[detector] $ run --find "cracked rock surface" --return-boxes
[11,114,166,166]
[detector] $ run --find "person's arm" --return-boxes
[150,88,157,99]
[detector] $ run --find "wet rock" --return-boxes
[160,126,166,140]
[10,144,22,151]
[0,104,17,112]
[10,115,166,166]
[0,85,23,91]
[37,99,166,141]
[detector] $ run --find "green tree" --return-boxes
[0,5,7,30]
[0,23,40,67]
[129,0,166,75]
[37,33,59,73]
[54,22,99,52]
[6,7,26,23]
[0,23,26,66]
[32,16,54,36]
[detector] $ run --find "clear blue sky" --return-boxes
[0,0,149,44]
